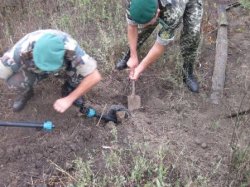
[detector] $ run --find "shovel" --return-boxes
[128,80,141,111]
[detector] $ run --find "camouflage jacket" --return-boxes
[1,29,97,77]
[126,0,203,45]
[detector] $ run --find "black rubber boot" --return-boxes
[115,51,130,70]
[61,81,85,107]
[184,74,199,93]
[13,88,34,112]
[183,63,199,93]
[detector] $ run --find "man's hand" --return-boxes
[129,66,143,80]
[53,97,74,113]
[127,56,139,69]
[53,69,101,113]
[127,56,139,80]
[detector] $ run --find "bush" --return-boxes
[240,0,250,9]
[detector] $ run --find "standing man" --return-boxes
[116,0,203,93]
[0,29,101,113]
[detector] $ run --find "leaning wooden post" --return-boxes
[210,5,228,104]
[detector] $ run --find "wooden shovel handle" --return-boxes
[132,80,135,96]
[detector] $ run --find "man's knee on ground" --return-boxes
[6,72,26,90]
[7,70,38,90]
[0,60,13,80]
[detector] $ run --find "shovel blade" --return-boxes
[128,95,141,111]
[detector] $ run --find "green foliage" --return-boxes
[70,140,178,187]
[227,98,250,186]
[229,146,250,186]
[0,0,127,73]
[73,157,95,186]
[211,120,220,130]
[240,0,250,9]
[51,0,127,73]
[130,155,151,183]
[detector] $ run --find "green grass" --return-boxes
[65,127,180,187]
[240,0,250,9]
[71,146,172,186]
[227,96,250,186]
[51,0,127,73]
[1,0,127,73]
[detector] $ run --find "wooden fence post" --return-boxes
[210,5,228,104]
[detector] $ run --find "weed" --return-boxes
[211,120,220,129]
[227,94,250,186]
[240,0,250,9]
[73,157,95,186]
[1,0,127,74]
[67,140,181,186]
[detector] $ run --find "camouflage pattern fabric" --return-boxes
[0,29,97,91]
[126,0,203,67]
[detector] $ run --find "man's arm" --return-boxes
[130,41,165,80]
[53,69,102,113]
[127,24,139,69]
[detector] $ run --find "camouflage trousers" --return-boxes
[0,61,83,94]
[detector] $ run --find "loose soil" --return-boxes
[0,1,250,186]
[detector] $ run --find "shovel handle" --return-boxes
[132,80,135,96]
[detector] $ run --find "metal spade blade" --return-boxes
[128,80,141,111]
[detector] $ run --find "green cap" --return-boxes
[33,33,65,72]
[130,0,158,24]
